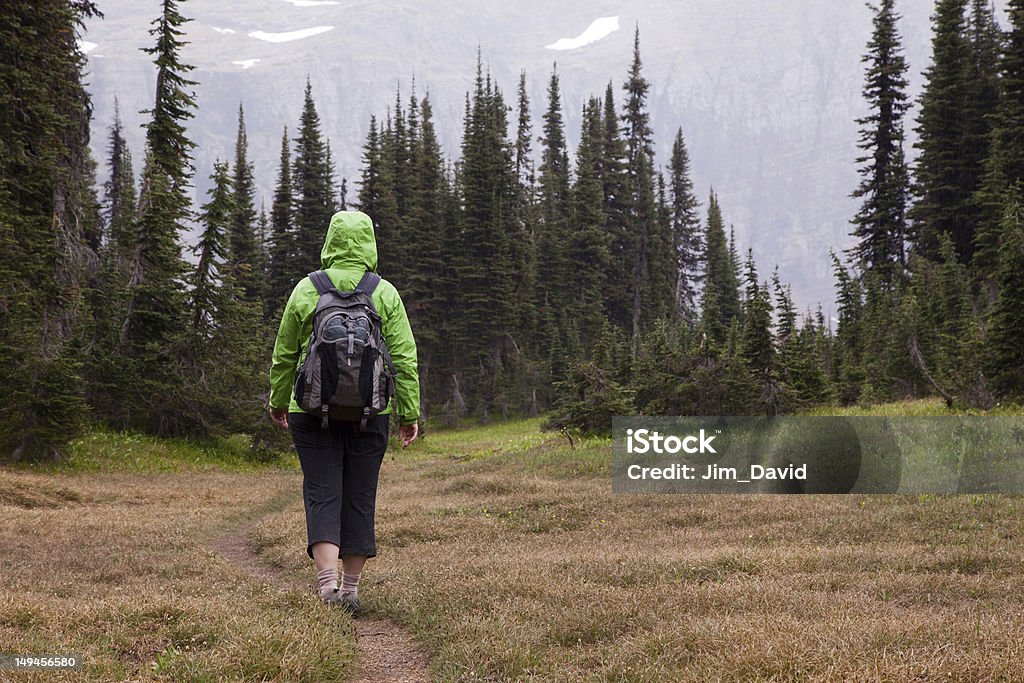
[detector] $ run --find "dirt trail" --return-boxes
[209,522,430,683]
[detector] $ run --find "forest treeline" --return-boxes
[2,0,1023,459]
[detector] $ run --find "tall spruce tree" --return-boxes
[974,0,1024,286]
[512,71,539,345]
[359,113,400,275]
[190,161,232,335]
[962,0,1002,263]
[741,252,776,409]
[569,97,613,351]
[229,103,260,301]
[831,253,866,403]
[123,0,198,435]
[668,127,703,325]
[379,91,411,277]
[292,80,334,272]
[849,0,911,285]
[643,163,676,327]
[86,104,137,420]
[450,62,517,415]
[357,116,382,214]
[621,27,664,348]
[103,99,137,256]
[701,191,741,342]
[985,192,1024,397]
[403,94,449,415]
[536,65,571,358]
[267,127,295,316]
[601,83,632,331]
[188,160,265,430]
[911,0,972,262]
[0,0,101,458]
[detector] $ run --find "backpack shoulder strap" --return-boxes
[355,271,382,296]
[309,270,337,296]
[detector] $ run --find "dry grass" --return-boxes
[248,417,1024,681]
[0,466,358,682]
[5,404,1024,681]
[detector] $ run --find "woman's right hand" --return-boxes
[398,422,418,448]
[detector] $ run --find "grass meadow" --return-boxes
[2,400,1023,681]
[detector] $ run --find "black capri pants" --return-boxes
[289,412,390,559]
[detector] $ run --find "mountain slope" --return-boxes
[79,0,1007,309]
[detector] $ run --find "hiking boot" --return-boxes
[319,586,360,614]
[337,590,360,615]
[320,586,344,606]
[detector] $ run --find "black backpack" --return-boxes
[294,270,397,429]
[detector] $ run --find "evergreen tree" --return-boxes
[536,65,571,360]
[849,0,911,285]
[86,104,137,420]
[450,62,517,415]
[357,116,382,214]
[974,0,1024,286]
[621,27,654,170]
[859,271,916,402]
[191,161,233,335]
[229,103,261,301]
[512,70,539,343]
[643,160,676,327]
[514,71,536,198]
[962,0,1003,262]
[404,94,450,416]
[911,0,972,261]
[831,253,866,403]
[267,127,295,317]
[620,28,667,347]
[740,252,775,391]
[668,127,702,325]
[292,80,334,271]
[359,113,400,274]
[600,82,632,331]
[909,236,989,405]
[122,0,198,435]
[701,191,740,342]
[375,108,404,277]
[188,161,265,431]
[985,191,1024,397]
[773,274,828,408]
[568,97,612,350]
[961,0,1001,264]
[0,0,101,458]
[254,201,270,301]
[728,225,742,291]
[103,99,137,255]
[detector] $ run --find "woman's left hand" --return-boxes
[270,408,289,429]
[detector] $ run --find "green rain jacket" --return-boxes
[268,211,420,425]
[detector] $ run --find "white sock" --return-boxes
[341,571,360,595]
[316,567,339,599]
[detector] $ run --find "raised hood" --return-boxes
[320,210,378,272]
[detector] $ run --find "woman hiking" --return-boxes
[268,210,420,613]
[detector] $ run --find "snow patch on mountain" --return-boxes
[232,59,261,69]
[545,16,619,50]
[212,27,236,34]
[78,39,98,54]
[281,0,339,6]
[248,26,335,43]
